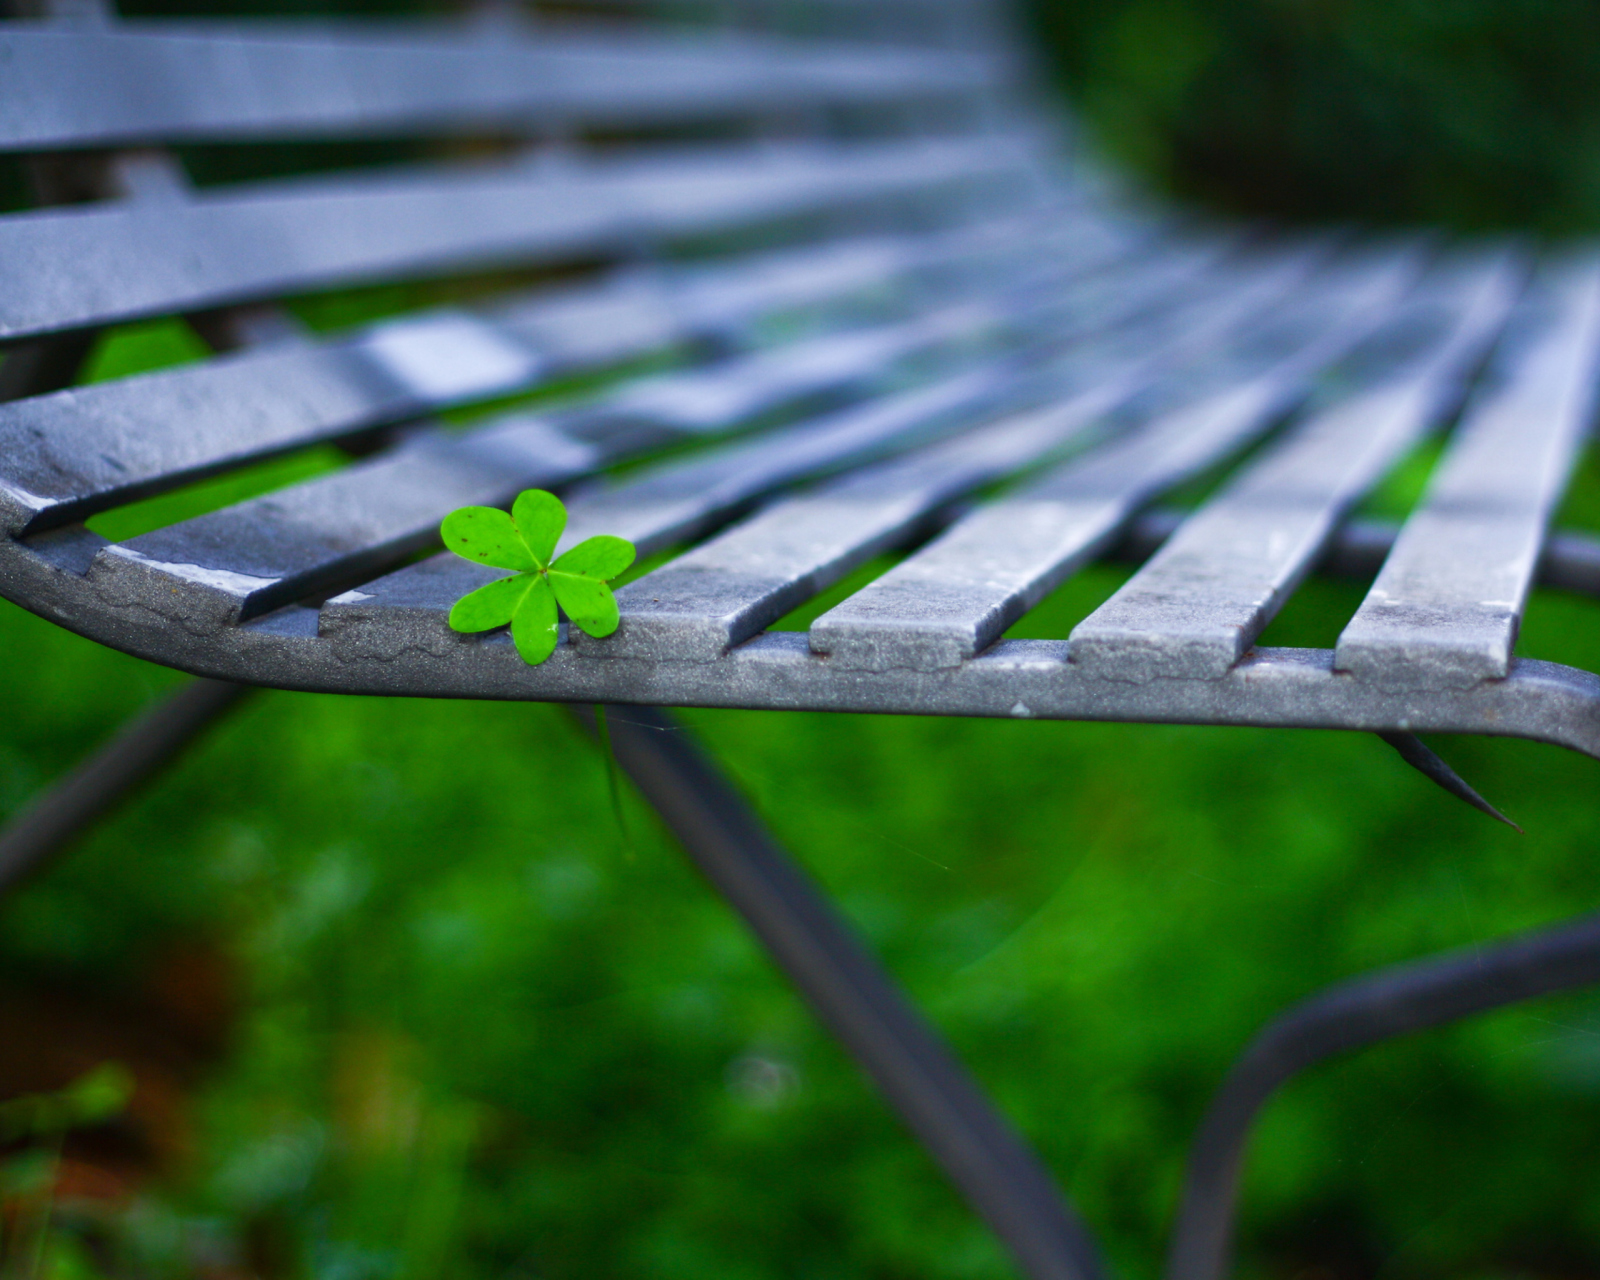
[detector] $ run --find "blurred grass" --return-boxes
[1030,0,1600,235]
[4,564,1600,1278]
[3,1,1600,1277]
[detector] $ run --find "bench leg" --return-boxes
[1166,911,1600,1280]
[579,704,1107,1280]
[0,678,251,894]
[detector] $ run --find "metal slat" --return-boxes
[316,234,1262,631]
[0,208,1088,539]
[0,133,1037,341]
[805,244,1426,671]
[1068,250,1525,682]
[561,218,1176,442]
[0,20,999,151]
[67,222,1229,629]
[81,279,1077,629]
[581,411,1115,661]
[516,239,1327,662]
[1334,255,1600,690]
[320,362,1039,663]
[581,297,1011,438]
[572,243,1337,664]
[487,212,1080,368]
[88,418,601,628]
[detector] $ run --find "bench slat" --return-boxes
[313,234,1252,635]
[80,293,1047,628]
[0,211,1073,538]
[802,244,1425,670]
[0,134,1034,340]
[0,21,997,152]
[0,339,413,542]
[1066,250,1524,681]
[89,417,600,628]
[571,244,1327,663]
[320,362,1033,630]
[579,297,1012,438]
[485,212,1094,367]
[583,378,1201,663]
[1333,255,1600,689]
[70,231,1219,630]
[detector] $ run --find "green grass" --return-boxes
[3,499,1599,1278]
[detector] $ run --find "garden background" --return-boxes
[2,0,1600,1276]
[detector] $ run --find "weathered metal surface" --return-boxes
[1335,254,1600,689]
[0,210,1070,539]
[87,419,600,627]
[325,358,1073,629]
[0,133,1038,340]
[0,19,999,151]
[67,224,1234,638]
[0,6,1592,786]
[484,209,1102,370]
[806,243,1425,671]
[70,260,1084,630]
[1069,250,1525,682]
[17,502,1600,755]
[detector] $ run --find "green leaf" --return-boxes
[440,507,537,572]
[511,574,560,664]
[512,489,566,568]
[553,534,635,582]
[550,572,620,638]
[448,573,533,633]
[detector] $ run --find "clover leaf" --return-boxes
[441,489,635,664]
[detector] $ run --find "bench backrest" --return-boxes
[3,0,1599,772]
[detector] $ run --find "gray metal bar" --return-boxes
[79,230,1233,631]
[0,206,1083,538]
[39,514,1591,916]
[0,339,423,538]
[1070,250,1525,682]
[0,19,999,152]
[2,537,1597,755]
[0,142,301,895]
[1334,254,1600,690]
[324,358,1088,634]
[581,241,1351,663]
[308,222,1254,627]
[1116,511,1600,601]
[1166,911,1600,1280]
[88,419,599,628]
[0,147,158,401]
[0,677,250,892]
[580,702,1105,1280]
[79,289,1036,627]
[0,132,1037,341]
[581,295,1013,439]
[806,245,1425,671]
[585,390,1138,661]
[487,207,1102,368]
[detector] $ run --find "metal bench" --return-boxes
[2,1,1599,1277]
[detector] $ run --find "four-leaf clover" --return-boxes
[442,489,635,665]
